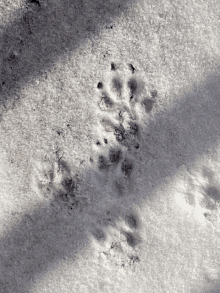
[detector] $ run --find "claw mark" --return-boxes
[129,64,135,73]
[97,82,103,89]
[111,62,116,71]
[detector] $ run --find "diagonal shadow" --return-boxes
[0,0,131,116]
[1,66,220,292]
[0,198,88,293]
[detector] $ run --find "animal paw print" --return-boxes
[112,155,136,197]
[91,63,158,196]
[31,157,85,213]
[92,211,141,270]
[177,167,220,223]
[31,159,60,200]
[91,142,136,197]
[96,62,157,150]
